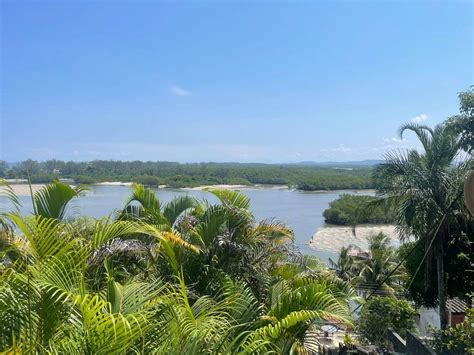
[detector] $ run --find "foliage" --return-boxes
[429,307,474,354]
[373,117,472,328]
[352,233,405,295]
[0,160,375,191]
[328,245,354,281]
[357,296,418,349]
[330,233,405,295]
[397,225,474,308]
[131,175,164,186]
[343,333,358,347]
[323,194,395,225]
[446,87,474,154]
[73,175,96,184]
[0,181,359,354]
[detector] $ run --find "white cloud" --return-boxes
[170,85,191,96]
[383,137,407,143]
[332,145,351,153]
[411,113,428,123]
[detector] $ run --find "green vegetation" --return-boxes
[357,296,418,349]
[0,160,374,190]
[446,86,474,154]
[0,181,359,353]
[330,233,406,295]
[429,307,474,354]
[397,226,473,308]
[323,194,395,225]
[374,88,474,330]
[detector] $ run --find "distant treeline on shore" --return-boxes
[0,160,375,191]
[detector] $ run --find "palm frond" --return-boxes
[206,188,250,210]
[33,181,87,220]
[162,195,198,227]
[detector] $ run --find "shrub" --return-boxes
[357,296,417,349]
[132,175,163,186]
[429,307,474,354]
[74,175,96,184]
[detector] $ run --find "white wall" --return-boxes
[417,307,440,337]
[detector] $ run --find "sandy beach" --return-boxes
[5,184,46,196]
[309,224,400,253]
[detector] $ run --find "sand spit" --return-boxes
[309,224,400,253]
[95,182,134,187]
[181,184,253,191]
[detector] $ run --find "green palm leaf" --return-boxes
[33,181,86,220]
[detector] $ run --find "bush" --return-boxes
[131,175,163,186]
[323,194,395,225]
[29,173,58,183]
[358,296,418,349]
[429,307,474,354]
[74,175,96,184]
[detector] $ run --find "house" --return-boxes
[446,297,468,327]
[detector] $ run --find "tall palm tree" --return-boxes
[374,122,471,329]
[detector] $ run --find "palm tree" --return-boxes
[329,245,356,281]
[374,122,471,329]
[0,181,195,352]
[0,181,359,353]
[352,233,405,296]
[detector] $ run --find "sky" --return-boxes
[1,0,472,163]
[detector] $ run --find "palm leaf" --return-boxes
[33,181,86,220]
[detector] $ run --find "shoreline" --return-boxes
[3,181,374,197]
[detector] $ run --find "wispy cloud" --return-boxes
[170,85,191,96]
[383,137,407,144]
[411,113,428,123]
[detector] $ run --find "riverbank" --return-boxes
[309,224,400,253]
[3,182,289,196]
[3,181,376,197]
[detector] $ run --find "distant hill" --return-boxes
[297,160,383,167]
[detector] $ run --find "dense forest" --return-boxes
[0,160,375,190]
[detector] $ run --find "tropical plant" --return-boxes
[446,87,474,154]
[374,120,471,329]
[357,296,418,350]
[328,245,355,281]
[351,233,405,296]
[0,180,358,354]
[429,306,474,354]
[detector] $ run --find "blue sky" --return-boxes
[1,1,472,163]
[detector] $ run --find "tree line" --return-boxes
[0,160,375,190]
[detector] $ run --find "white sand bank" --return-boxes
[309,224,400,253]
[95,182,134,187]
[5,184,46,196]
[180,184,250,191]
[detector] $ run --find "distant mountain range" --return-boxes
[6,159,384,167]
[296,160,383,167]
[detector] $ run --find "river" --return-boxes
[0,185,374,263]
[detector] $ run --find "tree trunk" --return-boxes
[436,234,448,330]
